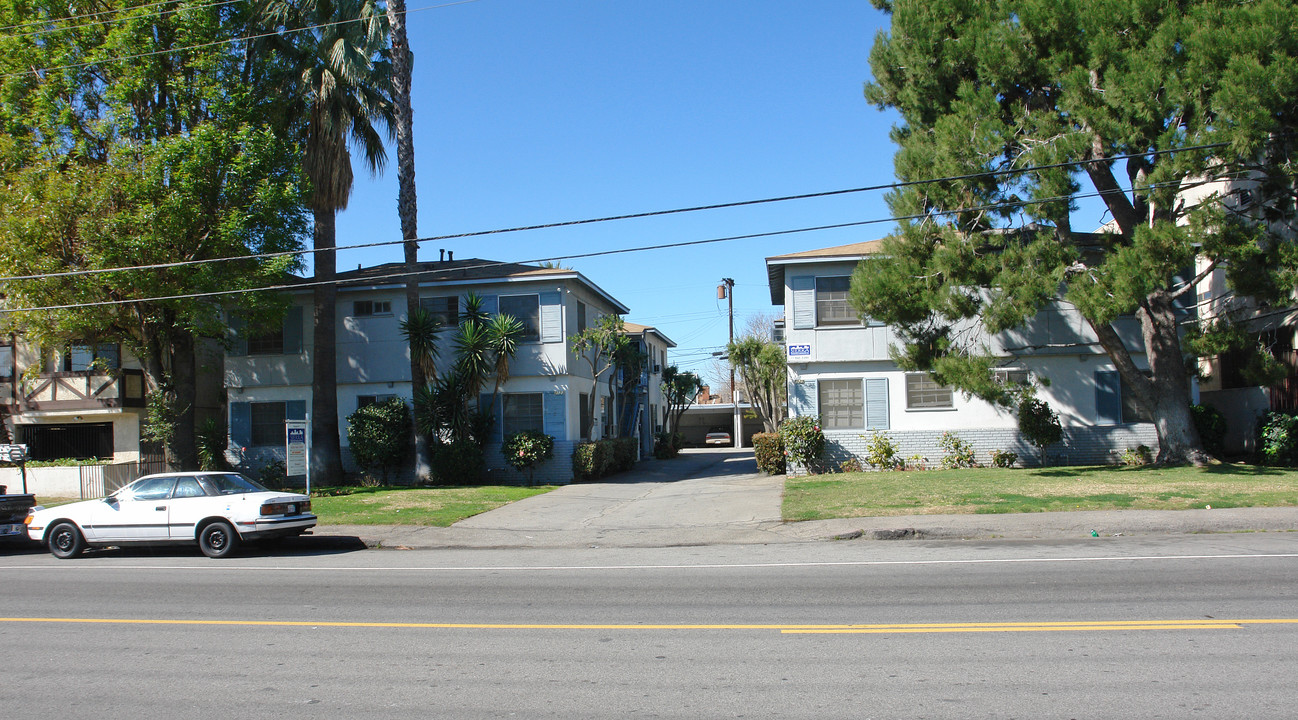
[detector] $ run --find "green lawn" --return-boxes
[310,485,555,526]
[782,464,1298,521]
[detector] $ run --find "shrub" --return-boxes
[780,416,825,473]
[346,397,412,484]
[902,454,927,471]
[1121,445,1153,466]
[1190,404,1227,458]
[195,417,228,471]
[618,438,640,471]
[432,441,484,485]
[653,431,684,459]
[989,449,1018,468]
[752,433,785,474]
[938,431,978,469]
[863,430,900,470]
[503,430,554,485]
[258,459,287,490]
[838,457,863,473]
[573,441,613,480]
[1018,396,1063,466]
[1258,412,1298,466]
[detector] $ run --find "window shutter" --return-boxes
[286,400,306,421]
[478,294,498,317]
[1095,371,1122,426]
[283,306,304,354]
[539,292,563,343]
[480,393,503,442]
[229,315,247,356]
[791,276,815,330]
[791,379,818,417]
[543,392,566,439]
[230,402,251,448]
[865,378,889,430]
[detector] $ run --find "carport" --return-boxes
[678,403,765,448]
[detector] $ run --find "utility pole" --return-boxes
[719,278,741,449]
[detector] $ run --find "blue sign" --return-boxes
[787,344,811,357]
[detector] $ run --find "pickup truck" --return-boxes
[0,485,38,543]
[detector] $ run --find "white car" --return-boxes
[704,427,733,446]
[26,471,316,559]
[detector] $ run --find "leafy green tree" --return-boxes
[0,0,308,468]
[727,335,787,432]
[1018,396,1063,467]
[571,314,631,440]
[259,0,394,484]
[660,366,703,435]
[856,0,1298,465]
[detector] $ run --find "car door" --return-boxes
[89,476,176,542]
[166,476,212,540]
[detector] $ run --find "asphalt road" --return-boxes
[4,534,1298,718]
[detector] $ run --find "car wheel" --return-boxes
[48,522,85,559]
[198,521,240,559]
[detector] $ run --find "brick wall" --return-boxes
[788,425,1162,476]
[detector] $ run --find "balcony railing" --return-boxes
[19,369,146,412]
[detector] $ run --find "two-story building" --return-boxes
[617,323,676,458]
[224,256,640,484]
[767,240,1164,471]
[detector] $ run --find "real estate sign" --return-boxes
[285,422,307,477]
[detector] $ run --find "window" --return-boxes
[819,379,864,429]
[173,477,207,498]
[250,401,287,447]
[247,325,284,355]
[577,301,587,334]
[358,394,398,410]
[419,296,459,327]
[128,476,177,501]
[353,299,392,317]
[62,343,120,372]
[503,393,544,435]
[994,369,1029,386]
[906,373,953,410]
[0,343,13,381]
[815,276,858,326]
[1097,370,1155,425]
[579,393,590,439]
[500,295,540,341]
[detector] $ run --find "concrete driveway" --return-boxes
[452,447,785,546]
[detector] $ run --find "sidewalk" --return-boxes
[309,449,1298,550]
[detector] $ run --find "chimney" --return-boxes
[439,249,445,262]
[448,250,454,261]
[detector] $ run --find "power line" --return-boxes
[0,174,1261,313]
[0,141,1241,284]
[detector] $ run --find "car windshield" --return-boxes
[203,473,270,495]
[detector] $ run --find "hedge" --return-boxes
[753,432,785,474]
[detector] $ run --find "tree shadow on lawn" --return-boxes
[1031,464,1292,478]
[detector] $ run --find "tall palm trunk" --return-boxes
[311,209,344,484]
[387,0,429,480]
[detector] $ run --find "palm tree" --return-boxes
[261,0,394,484]
[385,0,428,479]
[486,313,524,406]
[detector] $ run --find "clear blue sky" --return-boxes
[333,1,899,383]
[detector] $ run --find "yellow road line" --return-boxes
[3,617,1297,634]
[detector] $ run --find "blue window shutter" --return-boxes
[479,294,498,317]
[229,315,247,356]
[865,378,889,430]
[286,400,306,421]
[230,402,251,448]
[543,392,566,439]
[791,379,818,417]
[480,393,503,442]
[791,276,815,329]
[283,306,304,354]
[1095,371,1122,426]
[539,292,563,343]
